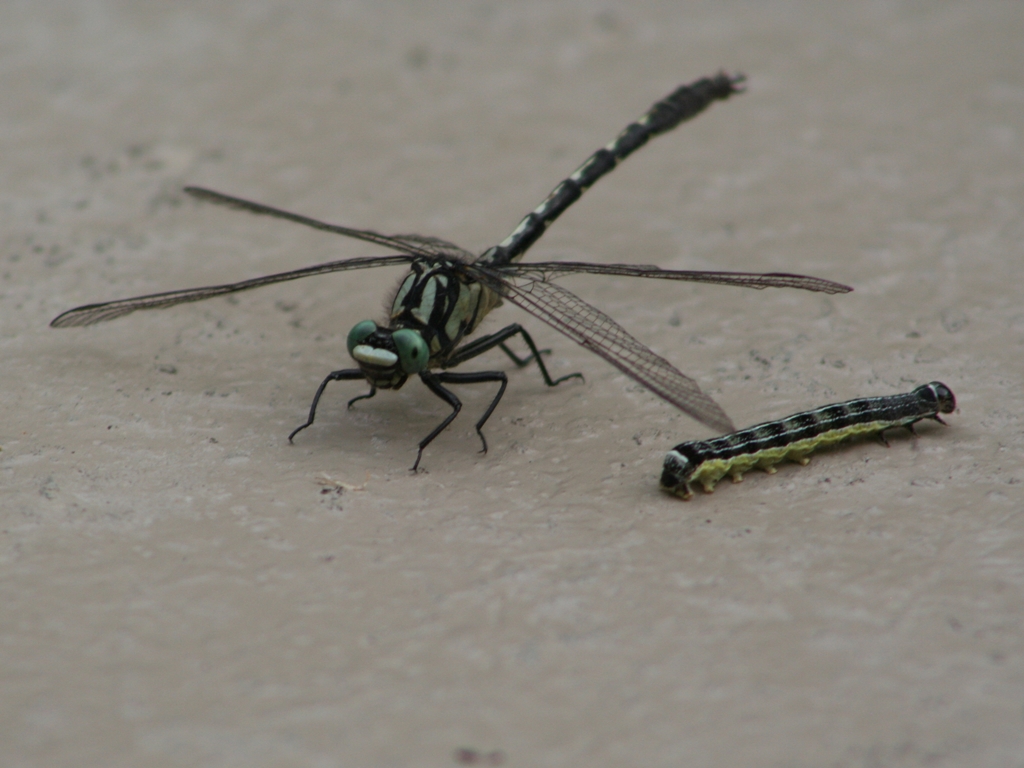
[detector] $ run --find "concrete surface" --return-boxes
[2,2,1023,766]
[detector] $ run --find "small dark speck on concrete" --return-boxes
[453,748,505,765]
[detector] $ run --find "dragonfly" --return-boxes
[51,72,851,470]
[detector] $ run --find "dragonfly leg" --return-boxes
[435,370,510,454]
[513,326,584,386]
[288,369,367,443]
[445,323,583,387]
[415,369,509,471]
[497,341,549,368]
[347,389,377,409]
[414,373,463,471]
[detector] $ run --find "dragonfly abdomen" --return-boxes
[478,72,744,267]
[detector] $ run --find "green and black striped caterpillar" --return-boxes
[660,382,956,499]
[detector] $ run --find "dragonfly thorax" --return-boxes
[346,320,428,389]
[389,259,502,359]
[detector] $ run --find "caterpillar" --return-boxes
[660,382,956,499]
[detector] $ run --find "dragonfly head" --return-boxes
[347,320,429,388]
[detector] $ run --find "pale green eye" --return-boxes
[346,320,377,355]
[393,329,428,374]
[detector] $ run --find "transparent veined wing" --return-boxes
[493,273,735,432]
[184,187,474,260]
[503,262,852,295]
[50,254,417,327]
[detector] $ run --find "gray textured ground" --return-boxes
[2,2,1023,766]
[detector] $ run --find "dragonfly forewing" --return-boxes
[50,254,418,327]
[505,263,852,295]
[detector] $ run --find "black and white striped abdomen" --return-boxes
[477,73,744,266]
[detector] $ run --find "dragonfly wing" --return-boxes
[504,262,852,295]
[51,254,417,327]
[389,234,475,261]
[185,187,472,259]
[495,274,735,432]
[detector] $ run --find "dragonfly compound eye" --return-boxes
[393,329,429,374]
[346,320,378,355]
